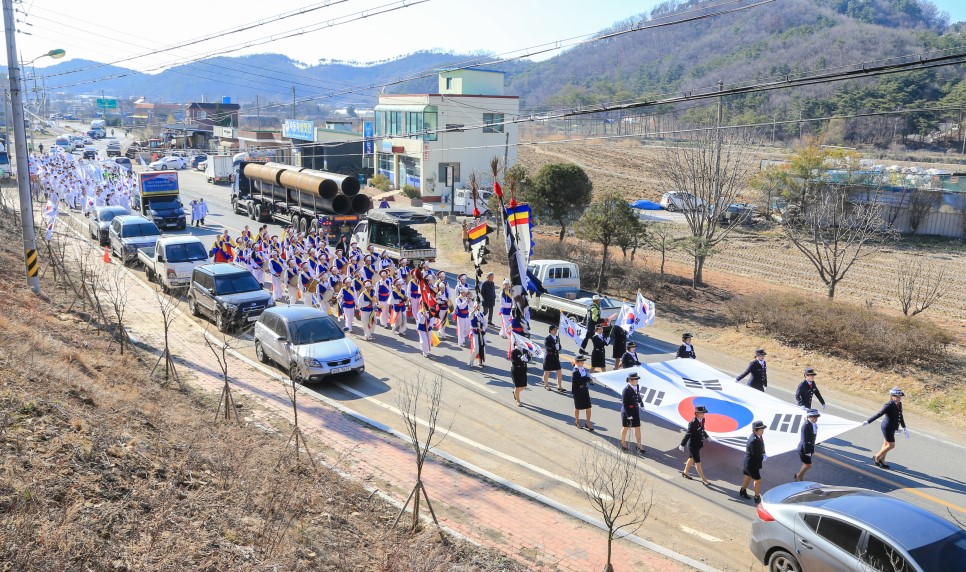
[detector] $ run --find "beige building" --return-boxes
[373,68,519,205]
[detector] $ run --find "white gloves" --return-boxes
[677,445,685,452]
[862,420,869,425]
[822,403,827,410]
[904,428,910,438]
[762,455,768,462]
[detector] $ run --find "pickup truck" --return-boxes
[351,208,437,263]
[138,236,210,294]
[526,259,621,322]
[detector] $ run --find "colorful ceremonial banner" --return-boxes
[503,207,528,293]
[468,222,490,245]
[592,359,861,456]
[559,313,587,349]
[512,332,546,360]
[506,203,534,263]
[41,200,59,241]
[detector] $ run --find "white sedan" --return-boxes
[149,156,187,171]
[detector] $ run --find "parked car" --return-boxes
[149,156,187,170]
[108,215,162,265]
[196,160,207,171]
[113,157,132,173]
[750,482,966,572]
[188,263,273,332]
[190,154,208,168]
[254,306,364,382]
[710,202,755,225]
[659,191,705,212]
[88,205,131,246]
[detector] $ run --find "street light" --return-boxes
[2,0,65,294]
[23,48,65,152]
[24,48,65,66]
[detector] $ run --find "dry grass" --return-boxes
[0,212,525,570]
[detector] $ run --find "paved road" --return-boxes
[69,138,966,569]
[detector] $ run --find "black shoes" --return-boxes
[739,488,750,499]
[754,495,761,504]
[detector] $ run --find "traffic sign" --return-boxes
[96,98,117,109]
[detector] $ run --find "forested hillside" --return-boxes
[508,0,965,147]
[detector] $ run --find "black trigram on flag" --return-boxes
[682,377,723,391]
[770,413,803,434]
[716,437,749,448]
[640,386,665,407]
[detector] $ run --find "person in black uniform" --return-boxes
[795,367,827,410]
[794,409,820,482]
[580,296,602,350]
[865,387,908,469]
[480,272,497,326]
[620,341,641,369]
[610,324,627,371]
[736,349,768,391]
[676,333,696,359]
[542,325,564,392]
[589,324,608,373]
[572,353,594,431]
[510,345,531,407]
[678,405,711,485]
[619,372,646,454]
[740,420,767,503]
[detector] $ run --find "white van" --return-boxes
[53,135,72,151]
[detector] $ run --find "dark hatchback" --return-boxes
[188,263,273,332]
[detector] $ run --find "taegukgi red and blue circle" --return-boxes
[677,396,754,433]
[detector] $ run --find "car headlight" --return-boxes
[303,356,323,368]
[352,349,362,361]
[266,298,275,307]
[218,302,239,313]
[123,244,136,251]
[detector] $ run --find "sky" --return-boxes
[12,0,966,72]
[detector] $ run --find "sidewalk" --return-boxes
[62,220,690,571]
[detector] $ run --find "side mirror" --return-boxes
[276,335,287,343]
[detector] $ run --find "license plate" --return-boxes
[330,366,351,374]
[246,315,259,322]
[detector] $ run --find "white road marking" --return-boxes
[679,525,722,543]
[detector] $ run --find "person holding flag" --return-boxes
[620,341,641,369]
[510,343,531,407]
[589,324,609,373]
[610,317,627,371]
[338,277,356,332]
[572,353,594,431]
[359,280,377,341]
[415,302,432,357]
[677,333,696,359]
[620,372,646,455]
[454,288,472,347]
[390,278,408,335]
[542,324,564,392]
[498,279,513,338]
[468,303,487,367]
[740,420,768,504]
[679,405,712,486]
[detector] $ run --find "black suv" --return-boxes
[188,263,273,332]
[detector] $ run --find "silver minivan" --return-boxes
[254,306,364,383]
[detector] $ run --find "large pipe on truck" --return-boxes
[351,193,371,214]
[278,170,339,199]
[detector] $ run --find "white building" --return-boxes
[373,68,519,205]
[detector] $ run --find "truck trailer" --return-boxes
[231,157,369,242]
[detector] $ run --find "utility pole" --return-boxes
[291,85,296,120]
[3,0,41,294]
[256,94,261,130]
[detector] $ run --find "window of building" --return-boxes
[196,110,207,120]
[377,154,394,179]
[483,113,504,133]
[423,108,437,141]
[399,155,421,189]
[375,111,384,136]
[445,77,453,90]
[438,162,460,184]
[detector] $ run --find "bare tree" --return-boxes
[895,259,947,317]
[573,444,653,572]
[391,372,451,541]
[643,222,678,274]
[783,179,897,299]
[150,286,183,388]
[654,129,753,286]
[101,263,134,354]
[203,319,242,425]
[906,188,939,235]
[280,354,318,472]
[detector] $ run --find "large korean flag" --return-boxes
[592,359,861,456]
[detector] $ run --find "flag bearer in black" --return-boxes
[510,346,531,408]
[865,387,908,469]
[572,353,594,431]
[676,333,696,359]
[794,409,820,482]
[620,341,641,369]
[542,324,564,392]
[619,372,646,455]
[740,420,767,504]
[736,349,768,391]
[679,405,711,485]
[795,367,826,410]
[589,324,608,373]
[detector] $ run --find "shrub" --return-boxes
[401,184,420,199]
[727,292,955,369]
[371,174,391,192]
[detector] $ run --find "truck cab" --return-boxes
[139,236,210,294]
[352,209,437,263]
[135,170,186,230]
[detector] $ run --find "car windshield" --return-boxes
[213,272,261,295]
[148,200,181,211]
[288,317,344,345]
[98,210,121,222]
[165,242,208,263]
[908,530,966,571]
[120,223,160,238]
